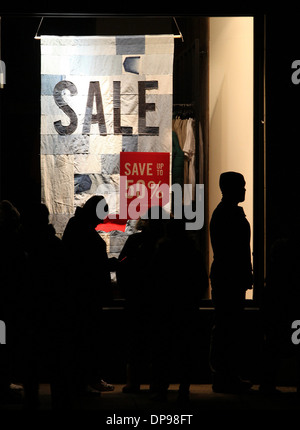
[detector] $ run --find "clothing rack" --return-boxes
[173,103,195,119]
[173,101,200,189]
[173,39,203,186]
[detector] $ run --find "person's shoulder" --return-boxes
[211,202,225,220]
[65,214,76,228]
[127,231,143,243]
[62,215,81,241]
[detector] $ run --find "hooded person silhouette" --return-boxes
[209,172,253,393]
[62,195,113,398]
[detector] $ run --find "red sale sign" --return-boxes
[119,152,170,219]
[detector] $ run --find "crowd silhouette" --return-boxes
[0,171,299,409]
[117,208,208,401]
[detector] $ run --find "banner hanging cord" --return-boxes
[173,17,184,42]
[34,17,44,40]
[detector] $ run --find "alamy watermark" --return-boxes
[291,320,300,345]
[95,179,204,231]
[0,320,6,344]
[0,60,6,87]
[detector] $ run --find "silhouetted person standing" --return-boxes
[21,203,68,409]
[62,195,112,398]
[209,172,253,393]
[117,209,169,394]
[0,200,25,404]
[150,217,208,402]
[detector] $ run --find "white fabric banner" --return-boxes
[40,35,174,254]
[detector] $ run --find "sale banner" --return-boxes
[119,152,170,219]
[40,35,173,239]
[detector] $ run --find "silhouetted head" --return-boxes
[0,200,21,234]
[219,171,246,204]
[38,204,50,225]
[21,202,50,230]
[79,195,108,227]
[135,217,149,232]
[166,217,185,239]
[142,206,170,238]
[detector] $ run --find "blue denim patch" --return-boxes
[100,154,120,175]
[123,56,140,74]
[116,36,145,55]
[122,135,138,152]
[74,174,92,194]
[69,55,122,76]
[41,74,65,95]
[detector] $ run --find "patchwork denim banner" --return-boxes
[40,35,174,255]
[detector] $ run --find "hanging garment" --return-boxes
[183,118,196,201]
[172,131,184,187]
[172,118,186,151]
[199,121,204,185]
[173,118,189,192]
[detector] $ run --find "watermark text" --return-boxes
[96,179,204,230]
[0,320,6,344]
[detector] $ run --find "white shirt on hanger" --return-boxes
[183,117,196,202]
